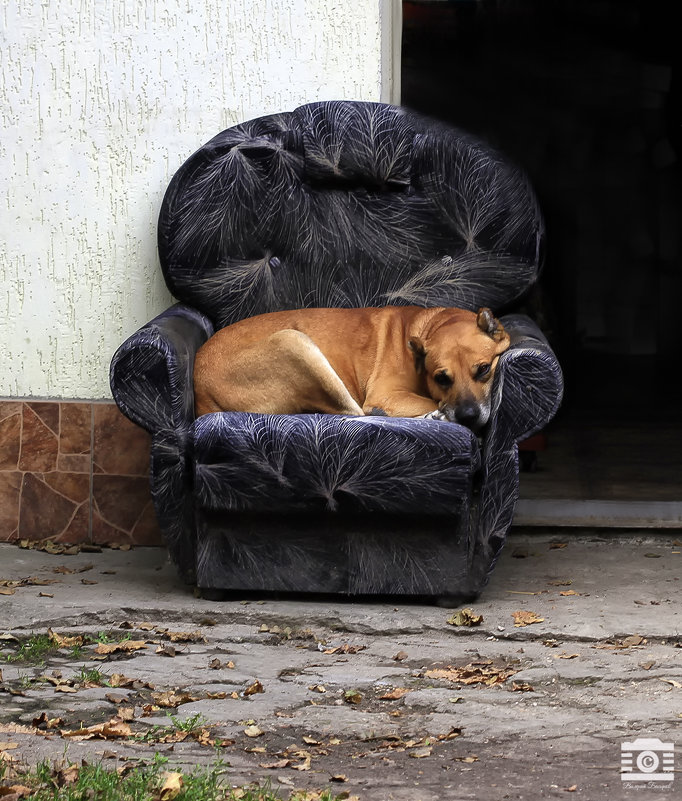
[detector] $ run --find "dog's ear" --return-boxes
[477,308,506,342]
[408,336,427,373]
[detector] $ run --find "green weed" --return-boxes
[0,757,348,800]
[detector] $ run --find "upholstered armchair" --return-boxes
[110,100,563,603]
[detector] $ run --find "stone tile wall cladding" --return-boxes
[0,401,162,546]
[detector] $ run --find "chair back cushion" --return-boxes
[158,101,543,328]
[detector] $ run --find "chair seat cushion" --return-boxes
[192,413,481,516]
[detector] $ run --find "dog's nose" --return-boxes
[454,402,480,428]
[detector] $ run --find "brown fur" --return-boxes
[193,306,510,430]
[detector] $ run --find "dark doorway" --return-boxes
[401,0,682,524]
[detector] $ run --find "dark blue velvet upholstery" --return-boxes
[110,100,563,599]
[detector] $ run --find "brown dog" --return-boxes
[193,306,510,430]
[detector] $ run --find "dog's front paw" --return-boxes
[422,409,448,421]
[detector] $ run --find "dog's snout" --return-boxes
[453,401,480,428]
[440,402,480,426]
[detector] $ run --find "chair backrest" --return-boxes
[158,101,543,329]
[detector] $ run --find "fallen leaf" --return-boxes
[117,707,135,722]
[55,765,80,786]
[550,542,568,549]
[378,687,411,700]
[559,590,578,596]
[393,650,408,661]
[308,684,326,693]
[60,716,132,740]
[302,735,320,745]
[659,678,682,688]
[104,692,128,704]
[330,774,348,782]
[155,644,176,657]
[409,746,432,758]
[512,611,545,627]
[426,663,516,687]
[621,635,645,647]
[151,691,197,708]
[38,592,54,598]
[108,673,154,689]
[447,608,483,627]
[554,653,580,660]
[243,680,265,697]
[260,759,291,769]
[0,588,16,596]
[208,658,234,669]
[31,712,63,729]
[0,742,18,751]
[94,640,147,655]
[323,644,367,655]
[291,754,311,771]
[159,771,184,801]
[343,689,362,704]
[48,629,86,648]
[438,727,462,740]
[166,630,205,643]
[512,682,534,692]
[0,784,32,798]
[243,725,264,738]
[453,755,479,763]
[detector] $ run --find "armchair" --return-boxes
[110,101,563,603]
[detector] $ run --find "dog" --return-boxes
[193,306,510,431]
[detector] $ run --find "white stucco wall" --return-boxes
[0,0,395,399]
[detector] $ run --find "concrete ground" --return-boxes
[0,531,680,800]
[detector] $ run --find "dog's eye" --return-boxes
[434,371,453,388]
[475,363,491,380]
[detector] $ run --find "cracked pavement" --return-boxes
[1,532,681,799]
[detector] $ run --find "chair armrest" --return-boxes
[488,313,564,446]
[110,304,214,435]
[462,314,563,597]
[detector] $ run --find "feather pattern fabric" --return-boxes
[158,101,543,328]
[193,413,480,515]
[110,101,562,599]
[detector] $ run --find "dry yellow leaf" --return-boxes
[243,680,264,696]
[159,771,184,801]
[60,717,132,740]
[512,611,545,627]
[378,687,411,700]
[447,608,483,627]
[47,629,85,648]
[94,640,147,655]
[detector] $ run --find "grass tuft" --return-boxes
[0,758,350,800]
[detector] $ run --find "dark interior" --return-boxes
[401,0,682,510]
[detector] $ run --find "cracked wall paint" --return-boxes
[0,0,386,399]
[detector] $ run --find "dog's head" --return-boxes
[409,307,510,431]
